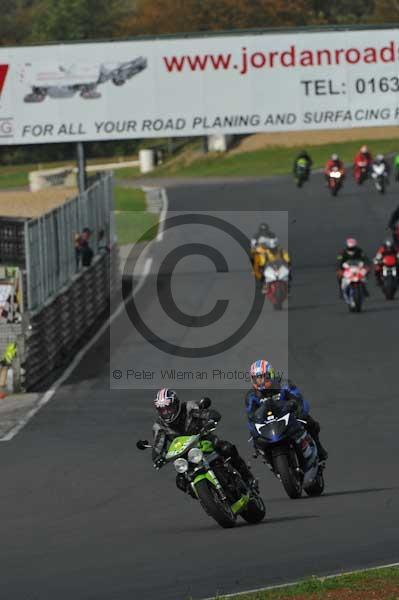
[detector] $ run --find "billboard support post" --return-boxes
[76,142,86,193]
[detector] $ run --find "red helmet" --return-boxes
[154,388,181,424]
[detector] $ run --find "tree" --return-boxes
[118,0,313,37]
[30,0,135,43]
[368,0,399,22]
[0,0,37,46]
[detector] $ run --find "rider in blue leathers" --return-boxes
[245,359,328,461]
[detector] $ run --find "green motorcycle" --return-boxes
[294,158,310,188]
[137,424,266,529]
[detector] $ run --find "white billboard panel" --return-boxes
[1,28,399,144]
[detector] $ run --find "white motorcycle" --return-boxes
[371,162,388,194]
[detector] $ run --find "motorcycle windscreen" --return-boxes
[258,420,287,442]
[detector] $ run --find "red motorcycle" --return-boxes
[328,167,344,196]
[341,260,368,312]
[263,260,290,310]
[354,160,369,185]
[379,254,398,300]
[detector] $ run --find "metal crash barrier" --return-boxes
[0,173,119,391]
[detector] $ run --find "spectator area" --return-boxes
[0,188,77,218]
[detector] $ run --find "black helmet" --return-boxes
[259,222,270,234]
[154,388,181,424]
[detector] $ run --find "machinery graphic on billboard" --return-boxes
[22,57,147,102]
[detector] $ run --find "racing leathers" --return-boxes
[264,246,291,267]
[293,151,312,179]
[250,228,276,254]
[388,205,399,232]
[353,150,373,183]
[394,154,399,182]
[152,400,256,490]
[245,380,328,461]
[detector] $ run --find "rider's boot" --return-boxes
[314,438,328,461]
[233,454,259,492]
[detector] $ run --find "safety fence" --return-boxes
[22,249,119,390]
[25,173,113,311]
[0,173,118,391]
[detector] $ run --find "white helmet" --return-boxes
[268,237,279,250]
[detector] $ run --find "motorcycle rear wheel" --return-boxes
[195,479,236,528]
[304,468,325,497]
[241,494,266,524]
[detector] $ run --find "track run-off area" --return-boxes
[0,173,398,600]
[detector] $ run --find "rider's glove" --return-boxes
[153,456,165,470]
[204,419,217,432]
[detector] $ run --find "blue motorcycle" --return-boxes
[250,397,325,499]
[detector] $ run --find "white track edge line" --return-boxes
[0,188,168,442]
[156,189,168,241]
[201,561,399,600]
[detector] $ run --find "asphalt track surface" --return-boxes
[1,173,399,600]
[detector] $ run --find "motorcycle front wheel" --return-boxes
[273,452,302,499]
[383,276,396,300]
[195,479,236,528]
[273,283,286,310]
[353,284,363,312]
[330,183,338,196]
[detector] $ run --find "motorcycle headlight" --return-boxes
[188,447,203,464]
[174,458,188,473]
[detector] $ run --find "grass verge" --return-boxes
[212,566,399,599]
[114,185,158,245]
[145,138,399,179]
[0,157,139,189]
[114,186,147,211]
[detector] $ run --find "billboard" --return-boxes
[2,27,399,144]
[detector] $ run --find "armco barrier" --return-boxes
[22,247,119,390]
[0,173,117,391]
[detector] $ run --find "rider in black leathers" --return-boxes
[152,388,257,491]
